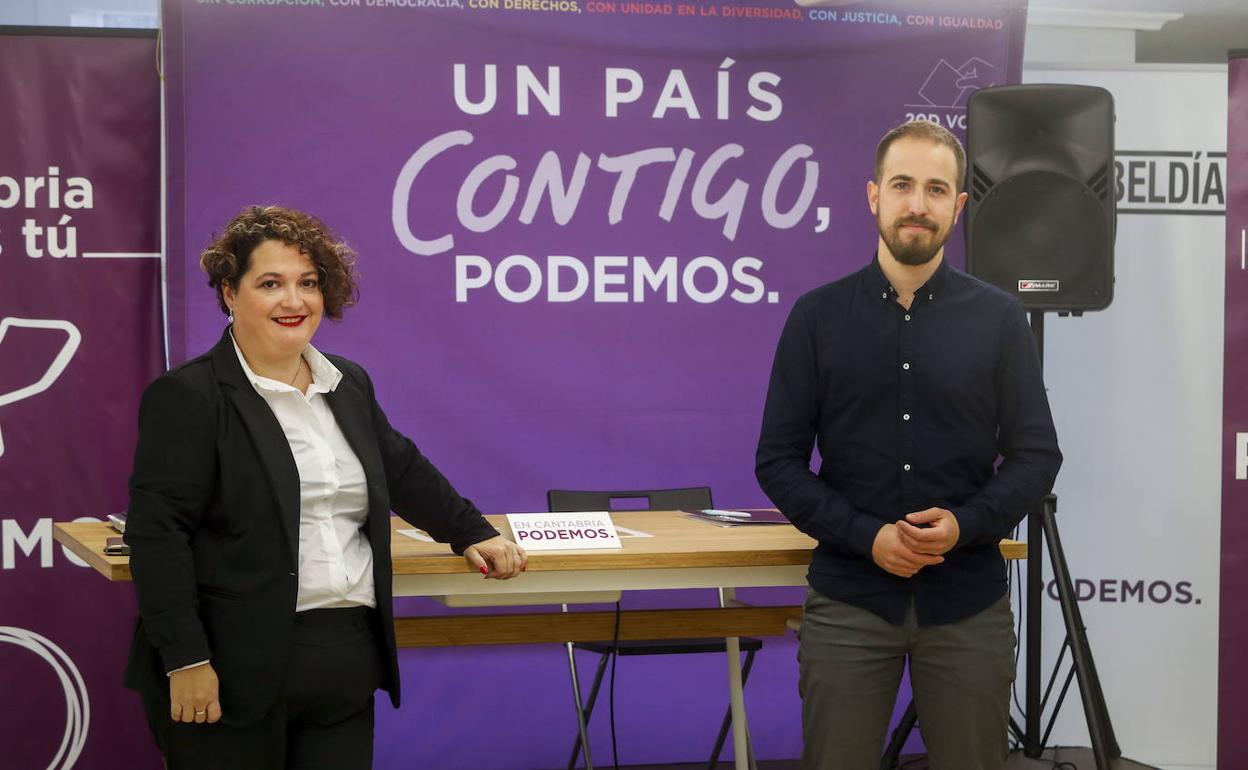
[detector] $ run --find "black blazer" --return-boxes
[123,328,498,725]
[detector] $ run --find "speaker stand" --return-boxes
[1013,311,1158,770]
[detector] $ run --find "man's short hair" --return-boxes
[874,120,967,193]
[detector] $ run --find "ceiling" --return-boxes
[815,1,1246,63]
[1025,0,1246,63]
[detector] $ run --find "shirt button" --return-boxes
[903,464,912,471]
[904,314,911,321]
[902,362,910,370]
[928,294,933,300]
[903,413,911,421]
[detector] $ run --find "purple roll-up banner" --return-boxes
[163,1,1026,765]
[1221,50,1248,770]
[0,28,164,770]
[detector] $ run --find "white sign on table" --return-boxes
[504,511,622,551]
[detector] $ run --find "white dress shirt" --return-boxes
[232,335,376,612]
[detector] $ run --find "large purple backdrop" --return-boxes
[1221,50,1247,770]
[162,1,1026,766]
[0,30,164,770]
[164,0,1026,524]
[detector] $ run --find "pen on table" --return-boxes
[703,509,751,518]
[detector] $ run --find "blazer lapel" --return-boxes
[211,329,302,569]
[324,373,387,522]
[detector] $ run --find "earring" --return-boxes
[227,309,234,324]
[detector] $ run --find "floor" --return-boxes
[553,758,929,770]
[556,750,1164,770]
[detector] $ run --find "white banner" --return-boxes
[1021,66,1225,770]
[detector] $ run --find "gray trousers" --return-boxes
[798,589,1016,770]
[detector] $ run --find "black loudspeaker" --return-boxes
[965,84,1115,312]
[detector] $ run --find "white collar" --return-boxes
[230,331,342,396]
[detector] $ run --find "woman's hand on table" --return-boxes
[464,536,527,579]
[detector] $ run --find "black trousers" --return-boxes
[146,607,384,770]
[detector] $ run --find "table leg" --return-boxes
[720,588,751,770]
[563,604,594,770]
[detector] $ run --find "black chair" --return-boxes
[548,487,761,770]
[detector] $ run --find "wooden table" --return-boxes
[55,512,1026,770]
[54,512,1026,644]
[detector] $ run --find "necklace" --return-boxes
[289,357,304,386]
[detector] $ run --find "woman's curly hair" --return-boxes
[200,205,359,319]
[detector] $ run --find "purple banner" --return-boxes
[1221,51,1248,769]
[0,30,164,770]
[163,1,1026,765]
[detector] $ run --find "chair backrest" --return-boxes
[547,487,713,513]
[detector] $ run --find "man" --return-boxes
[755,120,1061,770]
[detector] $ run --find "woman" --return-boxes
[123,205,526,769]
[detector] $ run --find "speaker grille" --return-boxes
[970,170,1112,311]
[1087,163,1112,203]
[971,166,994,203]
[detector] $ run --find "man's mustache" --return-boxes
[895,217,938,231]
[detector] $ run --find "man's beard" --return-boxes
[879,215,951,266]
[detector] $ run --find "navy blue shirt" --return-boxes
[755,255,1061,626]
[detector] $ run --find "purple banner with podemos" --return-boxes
[165,0,1025,511]
[1,29,164,770]
[163,1,1026,765]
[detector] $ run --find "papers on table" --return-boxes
[681,508,790,527]
[397,528,435,542]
